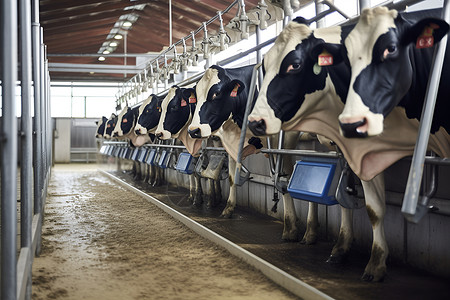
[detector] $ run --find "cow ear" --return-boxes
[182,88,197,104]
[310,43,345,66]
[228,80,244,97]
[402,18,449,48]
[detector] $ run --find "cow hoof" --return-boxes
[300,234,317,245]
[326,254,347,264]
[361,270,386,282]
[220,211,233,218]
[282,231,299,242]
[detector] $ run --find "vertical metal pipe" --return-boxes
[169,0,173,45]
[402,0,450,222]
[40,35,46,194]
[20,0,33,297]
[359,0,371,11]
[315,0,326,28]
[1,0,18,298]
[32,0,42,217]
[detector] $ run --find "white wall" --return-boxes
[54,118,71,163]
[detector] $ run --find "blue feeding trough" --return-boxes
[137,149,148,163]
[175,152,196,174]
[287,157,340,205]
[158,150,170,169]
[146,149,157,165]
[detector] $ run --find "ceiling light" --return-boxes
[109,41,118,47]
[114,34,123,40]
[103,50,110,54]
[98,56,106,61]
[123,21,132,27]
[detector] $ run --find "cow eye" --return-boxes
[286,63,301,74]
[382,45,397,60]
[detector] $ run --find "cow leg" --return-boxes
[300,202,318,244]
[191,173,203,207]
[148,165,156,186]
[281,131,300,241]
[206,179,220,209]
[327,207,353,263]
[214,179,222,203]
[220,157,236,218]
[361,173,387,282]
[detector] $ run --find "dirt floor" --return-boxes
[31,164,298,300]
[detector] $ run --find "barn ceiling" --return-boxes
[41,0,281,82]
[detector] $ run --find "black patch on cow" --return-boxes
[198,65,257,132]
[96,116,108,137]
[163,86,196,134]
[137,94,164,131]
[120,106,139,135]
[105,114,118,136]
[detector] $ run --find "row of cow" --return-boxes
[96,7,450,282]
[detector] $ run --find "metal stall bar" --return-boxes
[32,0,43,255]
[1,0,19,298]
[17,0,34,298]
[402,0,450,223]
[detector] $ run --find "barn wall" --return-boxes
[54,118,71,163]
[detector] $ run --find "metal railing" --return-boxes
[1,0,52,299]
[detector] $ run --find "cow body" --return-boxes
[188,64,303,241]
[95,116,108,138]
[338,7,450,137]
[154,86,207,206]
[247,19,428,282]
[103,113,118,139]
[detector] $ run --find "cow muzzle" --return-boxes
[188,127,202,139]
[248,119,266,136]
[339,118,369,138]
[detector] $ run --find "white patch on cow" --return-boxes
[188,68,221,138]
[135,95,154,135]
[112,106,129,137]
[341,7,398,135]
[155,87,178,139]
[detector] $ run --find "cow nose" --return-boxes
[135,129,141,135]
[155,132,163,139]
[339,118,369,138]
[188,128,202,139]
[113,132,119,137]
[248,120,266,136]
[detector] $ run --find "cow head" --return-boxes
[95,116,108,138]
[112,105,138,138]
[134,94,163,135]
[188,65,250,139]
[338,7,449,137]
[155,86,197,140]
[103,113,118,139]
[248,19,346,136]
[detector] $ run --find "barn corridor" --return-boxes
[31,164,297,300]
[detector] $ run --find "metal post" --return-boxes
[1,0,18,299]
[40,35,46,198]
[359,0,371,11]
[402,0,450,223]
[20,0,34,298]
[315,0,327,28]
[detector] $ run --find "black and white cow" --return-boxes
[154,86,207,206]
[103,113,118,139]
[133,94,165,186]
[95,116,108,138]
[187,65,306,243]
[336,7,450,137]
[247,18,450,282]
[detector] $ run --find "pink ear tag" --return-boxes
[123,118,128,123]
[230,83,240,97]
[181,99,187,107]
[416,25,437,49]
[318,49,333,66]
[189,92,196,103]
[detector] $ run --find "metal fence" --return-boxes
[1,0,51,300]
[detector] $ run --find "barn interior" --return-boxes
[1,0,450,299]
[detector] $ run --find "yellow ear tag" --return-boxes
[416,25,438,49]
[189,92,196,103]
[157,107,161,113]
[318,49,333,66]
[230,83,240,97]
